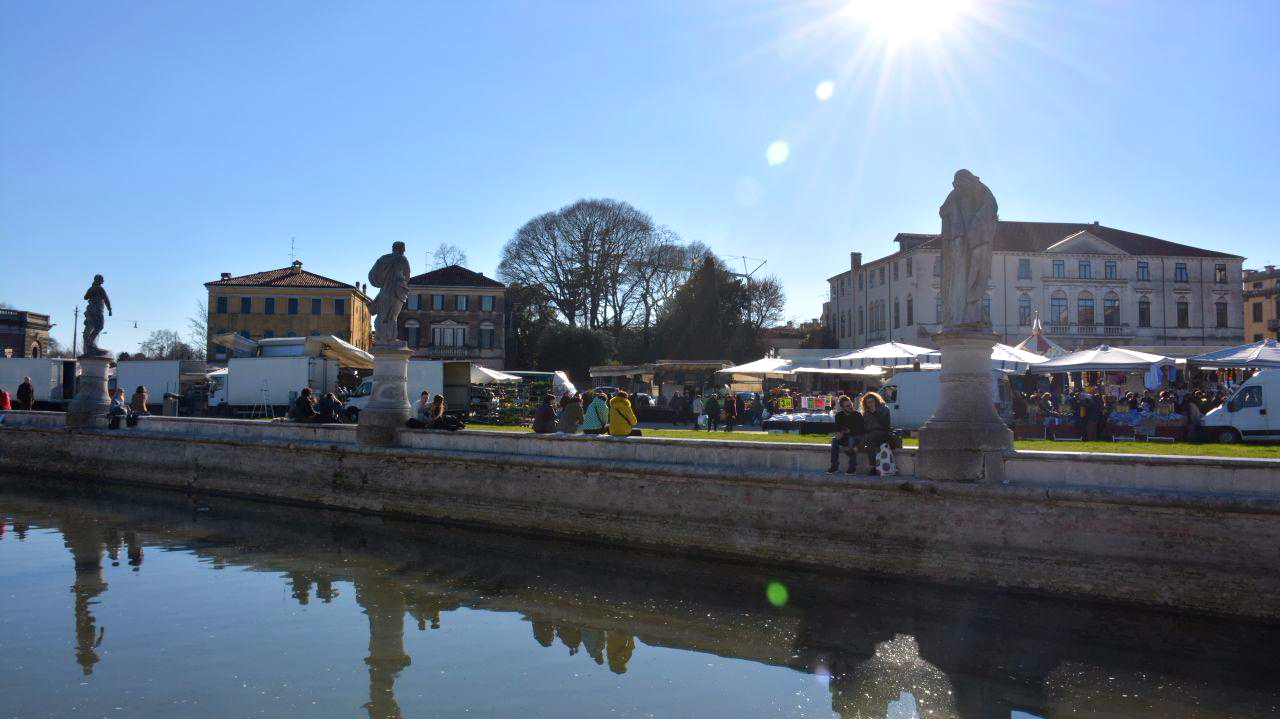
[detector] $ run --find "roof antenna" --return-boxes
[289,237,297,262]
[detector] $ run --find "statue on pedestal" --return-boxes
[81,275,113,357]
[938,169,997,330]
[368,242,410,346]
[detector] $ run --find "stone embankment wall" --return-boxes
[2,412,1278,619]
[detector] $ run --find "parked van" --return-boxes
[880,369,1014,431]
[1201,369,1279,443]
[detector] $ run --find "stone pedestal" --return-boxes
[356,344,414,447]
[915,329,1012,482]
[66,355,113,429]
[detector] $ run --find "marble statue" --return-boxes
[368,242,411,346]
[938,169,998,329]
[81,274,113,357]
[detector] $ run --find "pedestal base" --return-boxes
[66,355,113,429]
[356,345,414,447]
[915,329,1013,482]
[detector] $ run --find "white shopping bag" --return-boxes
[875,443,898,476]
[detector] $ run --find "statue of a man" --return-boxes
[368,242,411,346]
[82,274,113,356]
[938,169,998,329]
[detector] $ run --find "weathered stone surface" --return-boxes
[65,356,112,429]
[1,414,1278,619]
[356,345,414,447]
[917,329,1013,482]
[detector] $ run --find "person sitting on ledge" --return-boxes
[429,394,464,431]
[130,385,151,416]
[532,393,557,434]
[293,387,317,422]
[581,390,610,435]
[0,386,10,411]
[316,392,342,423]
[860,392,892,476]
[828,395,864,475]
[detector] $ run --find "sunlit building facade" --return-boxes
[824,221,1244,352]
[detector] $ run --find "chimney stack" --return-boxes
[850,252,862,270]
[220,272,231,281]
[290,260,303,273]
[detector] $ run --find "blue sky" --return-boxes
[2,0,1277,354]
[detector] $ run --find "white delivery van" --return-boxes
[0,357,78,406]
[881,369,1013,431]
[209,356,339,413]
[1200,369,1279,443]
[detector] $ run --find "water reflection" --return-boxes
[2,475,1279,719]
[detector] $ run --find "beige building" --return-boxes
[204,260,372,360]
[399,265,507,369]
[1244,265,1280,342]
[824,221,1245,352]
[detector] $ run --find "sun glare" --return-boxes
[845,0,965,40]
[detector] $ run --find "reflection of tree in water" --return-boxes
[829,634,958,719]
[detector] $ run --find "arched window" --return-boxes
[1138,296,1152,327]
[404,319,421,348]
[893,298,900,328]
[1103,291,1121,327]
[1050,291,1068,326]
[1077,291,1095,326]
[1018,294,1032,326]
[30,343,41,358]
[906,295,914,326]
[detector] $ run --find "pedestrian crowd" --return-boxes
[533,389,638,437]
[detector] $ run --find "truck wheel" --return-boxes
[1214,428,1240,444]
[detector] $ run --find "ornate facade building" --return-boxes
[398,265,507,369]
[824,221,1244,352]
[1244,265,1280,342]
[204,260,373,360]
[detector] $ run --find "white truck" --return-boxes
[344,360,470,420]
[0,357,79,407]
[880,369,1014,431]
[114,360,208,413]
[1201,369,1279,443]
[208,356,340,415]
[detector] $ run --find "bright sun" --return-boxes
[845,0,966,40]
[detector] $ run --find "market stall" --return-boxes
[1189,339,1280,370]
[824,342,935,369]
[1027,345,1180,439]
[1012,313,1069,360]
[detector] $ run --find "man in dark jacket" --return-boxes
[293,387,317,422]
[828,395,864,474]
[16,376,34,410]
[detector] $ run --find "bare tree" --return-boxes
[138,329,200,360]
[187,301,208,359]
[743,275,787,332]
[432,243,468,268]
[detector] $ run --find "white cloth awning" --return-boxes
[471,365,522,383]
[790,366,884,376]
[1028,344,1173,373]
[823,342,937,368]
[1188,339,1280,369]
[303,335,375,370]
[717,357,793,375]
[990,343,1049,372]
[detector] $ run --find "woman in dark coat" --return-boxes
[532,393,557,434]
[860,392,892,476]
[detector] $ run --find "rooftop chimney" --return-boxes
[290,260,303,273]
[220,272,231,281]
[850,252,862,270]
[1092,220,1100,226]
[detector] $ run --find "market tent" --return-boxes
[716,357,793,376]
[790,366,884,376]
[1012,313,1069,359]
[302,335,375,370]
[823,342,935,368]
[1028,345,1173,373]
[1188,339,1280,369]
[991,343,1049,372]
[470,365,522,383]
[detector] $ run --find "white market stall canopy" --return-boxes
[1028,345,1173,373]
[790,366,884,376]
[990,343,1050,372]
[824,342,937,368]
[470,365,522,383]
[716,357,793,376]
[209,333,375,370]
[1189,339,1280,369]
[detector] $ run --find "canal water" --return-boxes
[1,475,1277,719]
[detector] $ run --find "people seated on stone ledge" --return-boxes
[828,395,864,475]
[315,392,342,423]
[860,392,892,476]
[532,393,557,434]
[293,387,317,422]
[129,386,151,416]
[608,390,638,437]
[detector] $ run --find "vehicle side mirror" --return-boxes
[1227,399,1239,413]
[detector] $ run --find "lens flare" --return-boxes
[765,141,790,166]
[815,80,835,101]
[765,580,789,606]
